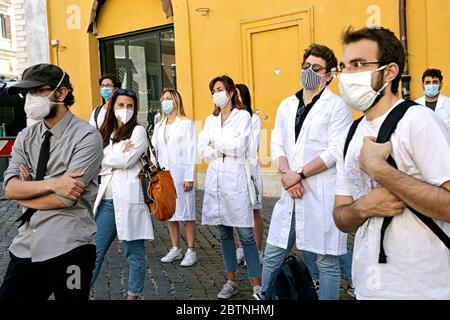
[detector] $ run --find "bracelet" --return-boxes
[300,171,307,179]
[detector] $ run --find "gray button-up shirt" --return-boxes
[3,111,103,262]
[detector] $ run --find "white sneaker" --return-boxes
[180,249,198,267]
[217,282,239,299]
[236,248,245,265]
[160,247,183,263]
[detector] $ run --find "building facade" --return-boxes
[40,0,450,193]
[0,0,15,78]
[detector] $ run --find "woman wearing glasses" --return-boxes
[198,75,262,300]
[152,89,198,267]
[89,74,122,130]
[91,89,154,300]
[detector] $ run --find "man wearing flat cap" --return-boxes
[0,63,103,300]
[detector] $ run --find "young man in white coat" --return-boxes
[415,68,450,132]
[334,27,450,300]
[261,44,352,300]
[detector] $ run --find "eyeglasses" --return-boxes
[19,86,54,98]
[302,62,327,73]
[338,61,386,73]
[116,88,136,97]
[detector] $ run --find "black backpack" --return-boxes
[93,105,102,129]
[264,255,318,300]
[344,100,450,264]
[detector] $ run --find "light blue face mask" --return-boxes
[161,99,175,114]
[100,87,113,100]
[424,84,440,98]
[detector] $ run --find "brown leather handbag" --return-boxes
[138,133,177,221]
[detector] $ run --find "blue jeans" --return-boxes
[261,205,341,300]
[304,247,353,283]
[91,199,147,297]
[218,225,261,279]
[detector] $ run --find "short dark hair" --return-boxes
[98,73,122,88]
[422,68,443,82]
[208,75,242,116]
[236,84,252,116]
[302,44,337,85]
[342,26,405,94]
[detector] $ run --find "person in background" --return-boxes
[153,89,198,267]
[90,89,154,300]
[303,244,355,298]
[234,83,264,265]
[89,74,122,130]
[198,75,262,300]
[415,68,450,132]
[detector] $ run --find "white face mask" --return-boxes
[114,108,134,124]
[338,65,389,112]
[24,71,66,121]
[212,91,230,109]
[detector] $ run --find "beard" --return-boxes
[44,98,60,120]
[370,71,387,108]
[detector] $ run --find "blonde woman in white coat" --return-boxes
[91,89,154,300]
[198,75,262,300]
[153,89,198,267]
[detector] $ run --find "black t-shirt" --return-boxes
[426,100,438,111]
[294,88,325,142]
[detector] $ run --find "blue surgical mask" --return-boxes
[161,99,175,114]
[100,87,113,100]
[424,84,440,98]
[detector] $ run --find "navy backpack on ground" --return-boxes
[264,255,318,300]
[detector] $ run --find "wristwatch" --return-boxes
[296,167,307,179]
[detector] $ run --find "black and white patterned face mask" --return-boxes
[301,67,326,90]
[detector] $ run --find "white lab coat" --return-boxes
[251,113,263,209]
[152,116,196,221]
[198,108,254,227]
[93,125,154,241]
[415,94,450,132]
[268,88,352,255]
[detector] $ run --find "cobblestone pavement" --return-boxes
[0,187,354,300]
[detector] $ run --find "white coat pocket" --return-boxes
[309,117,328,141]
[123,180,144,204]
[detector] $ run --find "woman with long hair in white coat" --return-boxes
[153,89,198,267]
[234,83,264,264]
[91,89,154,300]
[198,75,262,300]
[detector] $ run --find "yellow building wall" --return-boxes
[45,0,450,171]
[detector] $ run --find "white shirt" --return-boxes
[89,105,107,129]
[164,122,176,144]
[415,94,450,132]
[336,100,450,299]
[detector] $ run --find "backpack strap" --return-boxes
[343,116,364,160]
[93,105,102,129]
[375,100,450,263]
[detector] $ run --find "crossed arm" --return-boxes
[333,136,450,233]
[4,130,103,210]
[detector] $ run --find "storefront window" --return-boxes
[100,26,175,134]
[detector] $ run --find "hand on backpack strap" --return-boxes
[359,136,392,177]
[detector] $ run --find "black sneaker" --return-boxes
[312,279,320,292]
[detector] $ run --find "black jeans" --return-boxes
[0,244,96,301]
